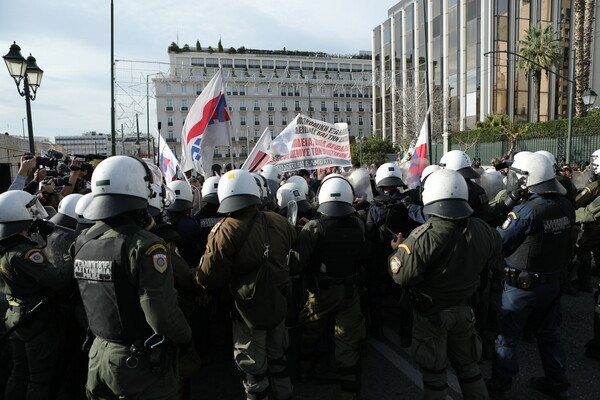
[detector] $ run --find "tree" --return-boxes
[182,43,190,52]
[574,0,597,116]
[208,46,214,54]
[217,39,224,53]
[496,120,528,159]
[227,47,236,54]
[168,42,180,53]
[196,40,201,51]
[476,114,509,128]
[350,135,398,167]
[517,24,562,122]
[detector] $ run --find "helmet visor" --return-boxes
[26,197,49,221]
[506,167,528,191]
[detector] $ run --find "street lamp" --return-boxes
[582,89,598,109]
[146,72,161,157]
[135,139,141,157]
[3,42,43,153]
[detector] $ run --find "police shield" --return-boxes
[348,168,374,202]
[571,170,592,191]
[480,169,505,199]
[286,200,298,227]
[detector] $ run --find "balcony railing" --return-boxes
[166,106,174,111]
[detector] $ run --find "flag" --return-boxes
[155,128,179,182]
[181,68,231,178]
[406,107,431,188]
[269,115,299,158]
[241,127,273,171]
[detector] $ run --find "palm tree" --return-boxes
[574,0,596,116]
[517,24,562,122]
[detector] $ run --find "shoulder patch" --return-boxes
[501,212,518,230]
[24,249,45,264]
[411,223,431,239]
[211,219,224,234]
[398,243,412,255]
[145,243,167,256]
[152,253,168,273]
[508,212,518,220]
[390,256,403,274]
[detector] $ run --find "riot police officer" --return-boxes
[0,190,73,400]
[388,169,502,400]
[290,176,367,400]
[486,153,575,400]
[258,164,283,209]
[194,169,296,400]
[165,180,203,267]
[193,176,223,254]
[73,156,192,399]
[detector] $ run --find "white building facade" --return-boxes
[154,49,373,168]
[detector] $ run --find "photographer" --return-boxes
[37,177,62,210]
[8,156,43,193]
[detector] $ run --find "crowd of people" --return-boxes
[0,148,598,400]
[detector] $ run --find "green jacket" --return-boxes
[0,234,73,302]
[388,216,503,301]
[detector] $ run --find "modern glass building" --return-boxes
[372,0,573,143]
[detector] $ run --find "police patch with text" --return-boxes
[74,259,113,281]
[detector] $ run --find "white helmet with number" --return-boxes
[50,193,83,229]
[0,190,48,240]
[75,193,94,226]
[286,175,309,196]
[258,164,282,183]
[85,156,154,220]
[422,169,473,219]
[167,180,193,212]
[317,176,355,217]
[217,169,262,213]
[508,152,565,195]
[201,176,220,205]
[439,150,479,179]
[591,149,600,175]
[375,163,405,188]
[276,183,311,213]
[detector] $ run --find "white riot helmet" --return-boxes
[513,151,533,162]
[148,183,175,216]
[201,176,220,205]
[508,153,566,195]
[217,169,262,213]
[480,169,505,200]
[74,193,94,226]
[0,190,48,240]
[167,180,193,212]
[85,156,154,221]
[276,183,311,213]
[375,163,405,188]
[317,176,355,217]
[422,169,473,220]
[439,150,479,179]
[286,175,309,197]
[258,164,282,183]
[591,149,600,175]
[420,165,442,184]
[50,193,83,229]
[535,150,557,169]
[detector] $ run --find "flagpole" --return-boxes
[423,0,432,163]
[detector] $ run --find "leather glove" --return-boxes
[400,196,414,208]
[504,189,527,209]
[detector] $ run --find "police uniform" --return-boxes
[291,214,367,400]
[389,216,502,400]
[195,206,296,400]
[0,234,73,400]
[574,180,600,291]
[164,211,203,268]
[193,200,223,255]
[491,193,575,395]
[73,216,192,400]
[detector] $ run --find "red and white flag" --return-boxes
[180,68,231,178]
[241,127,272,172]
[407,106,431,188]
[155,128,179,182]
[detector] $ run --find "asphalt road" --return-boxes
[190,280,600,400]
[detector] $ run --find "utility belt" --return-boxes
[123,333,176,376]
[406,288,468,315]
[504,266,561,291]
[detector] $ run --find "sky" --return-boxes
[0,0,391,142]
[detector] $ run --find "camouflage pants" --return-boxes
[412,305,488,400]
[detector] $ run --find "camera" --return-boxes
[23,153,60,168]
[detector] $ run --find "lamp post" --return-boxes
[146,72,161,158]
[135,140,141,157]
[443,121,452,154]
[135,113,141,157]
[582,89,598,109]
[3,42,43,153]
[358,136,365,166]
[21,117,26,140]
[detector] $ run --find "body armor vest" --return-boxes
[74,225,153,343]
[506,197,575,273]
[311,216,364,279]
[45,226,76,270]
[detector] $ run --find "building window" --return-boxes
[255,115,260,125]
[295,101,301,111]
[166,99,173,111]
[268,115,273,125]
[346,102,352,112]
[181,99,188,111]
[166,84,172,94]
[240,100,246,111]
[281,100,287,111]
[334,101,339,111]
[358,102,364,112]
[239,85,246,95]
[195,84,202,95]
[181,84,187,94]
[321,87,326,95]
[359,116,363,125]
[346,117,351,125]
[226,86,232,96]
[240,116,246,125]
[282,116,288,125]
[167,116,173,127]
[268,100,274,111]
[321,101,326,111]
[334,115,339,123]
[267,87,273,94]
[254,100,260,110]
[359,129,363,136]
[254,86,259,94]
